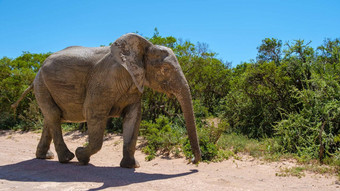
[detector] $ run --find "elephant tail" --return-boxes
[11,83,34,111]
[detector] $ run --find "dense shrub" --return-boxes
[0,52,50,129]
[183,120,229,161]
[275,64,340,160]
[139,115,185,161]
[140,115,229,162]
[220,38,340,162]
[221,61,294,138]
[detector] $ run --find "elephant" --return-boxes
[12,33,201,168]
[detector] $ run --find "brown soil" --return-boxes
[0,130,338,191]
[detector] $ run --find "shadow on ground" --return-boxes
[0,159,198,190]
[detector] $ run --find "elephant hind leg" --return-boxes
[35,82,74,163]
[36,124,54,159]
[45,116,75,163]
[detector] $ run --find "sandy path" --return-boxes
[0,130,338,191]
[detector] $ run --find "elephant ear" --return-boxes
[110,33,152,93]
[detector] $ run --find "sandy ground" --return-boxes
[0,130,339,191]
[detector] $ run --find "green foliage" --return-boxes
[140,115,229,162]
[183,127,218,161]
[222,61,293,138]
[257,38,282,65]
[220,38,340,164]
[106,118,123,133]
[0,52,51,130]
[61,123,80,132]
[276,166,306,178]
[275,70,340,160]
[276,164,336,178]
[317,38,340,65]
[192,99,209,119]
[183,120,229,161]
[271,39,340,162]
[140,115,184,161]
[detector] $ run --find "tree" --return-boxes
[282,40,314,91]
[317,38,340,65]
[257,38,282,66]
[0,52,51,129]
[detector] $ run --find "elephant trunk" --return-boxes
[174,83,201,163]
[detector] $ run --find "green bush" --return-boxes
[218,38,340,165]
[106,118,123,133]
[140,115,229,162]
[275,76,340,160]
[182,128,218,161]
[222,61,293,138]
[139,115,184,161]
[183,120,229,161]
[0,52,50,130]
[193,99,210,119]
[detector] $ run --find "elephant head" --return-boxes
[111,33,201,163]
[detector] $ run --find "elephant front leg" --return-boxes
[75,117,106,165]
[120,102,141,168]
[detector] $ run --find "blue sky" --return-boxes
[0,0,339,66]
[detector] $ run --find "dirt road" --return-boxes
[0,130,338,191]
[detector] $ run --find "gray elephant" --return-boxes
[12,33,201,168]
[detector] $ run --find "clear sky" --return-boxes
[1,0,339,67]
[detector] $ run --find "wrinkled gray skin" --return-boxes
[32,33,201,168]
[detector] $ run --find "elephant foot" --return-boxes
[120,157,140,168]
[36,149,54,159]
[191,156,200,164]
[75,147,90,165]
[58,150,75,163]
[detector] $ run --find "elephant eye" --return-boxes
[161,67,169,74]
